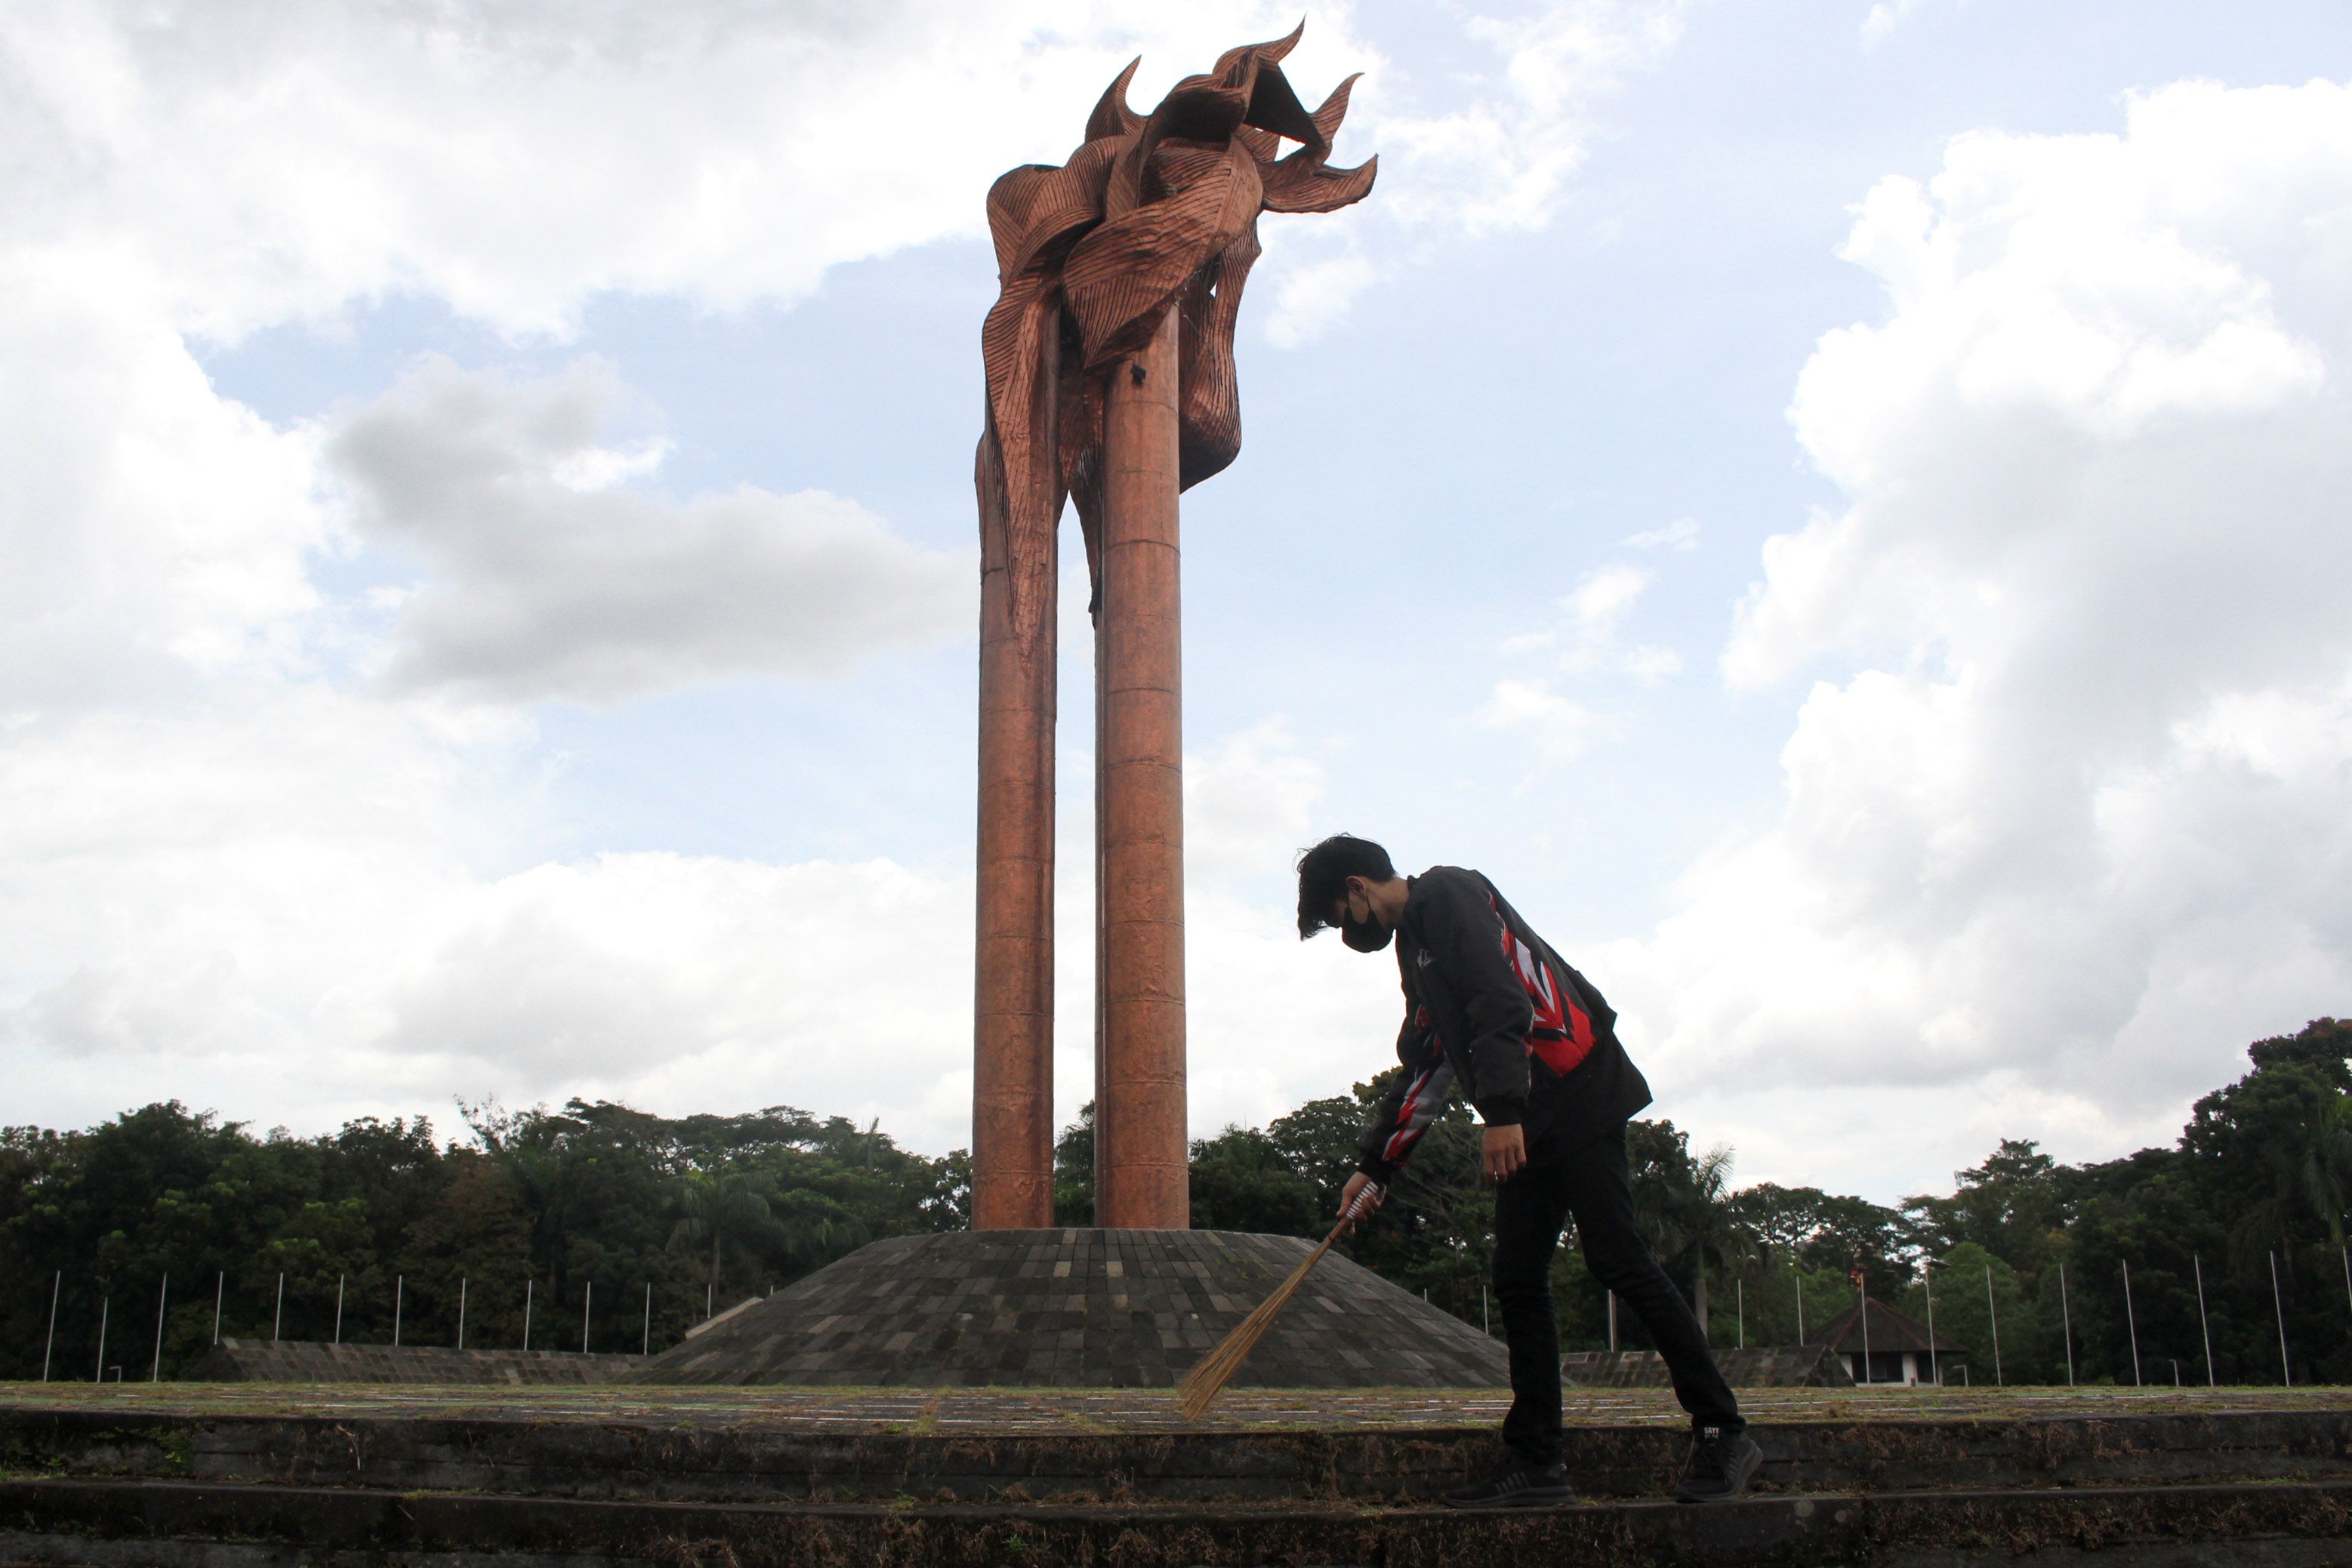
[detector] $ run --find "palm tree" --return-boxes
[770,1188,867,1271]
[667,1169,781,1303]
[2233,1091,2352,1274]
[2284,1095,2352,1246]
[1638,1145,1759,1339]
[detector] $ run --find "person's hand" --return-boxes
[1482,1123,1527,1184]
[1339,1172,1386,1231]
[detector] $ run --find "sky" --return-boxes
[3,0,2349,1205]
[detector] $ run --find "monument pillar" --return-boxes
[972,430,1057,1231]
[1093,305,1188,1230]
[969,26,1372,1232]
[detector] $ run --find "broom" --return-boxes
[1177,1181,1383,1419]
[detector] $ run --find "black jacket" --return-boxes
[1355,866,1651,1183]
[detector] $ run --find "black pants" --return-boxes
[1491,1120,1743,1466]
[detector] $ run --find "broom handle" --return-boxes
[1262,1184,1379,1317]
[1265,1185,1378,1309]
[1318,1179,1383,1255]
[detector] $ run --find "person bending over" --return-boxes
[1299,833,1762,1509]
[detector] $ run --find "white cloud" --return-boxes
[2,0,1361,342]
[1559,562,1681,679]
[30,2,2342,1208]
[0,258,328,712]
[1562,563,1651,654]
[1256,0,1688,344]
[0,331,976,1133]
[7,4,1397,1146]
[551,438,671,495]
[0,0,1690,1157]
[1623,517,1700,552]
[328,356,969,704]
[1183,880,1405,1136]
[0,678,985,1146]
[0,684,1423,1164]
[1184,720,1327,892]
[1481,678,1597,760]
[1614,78,2352,1181]
[1261,247,1381,351]
[1502,562,1675,673]
[380,851,973,1124]
[0,685,1386,1159]
[1484,557,1682,757]
[1179,723,1402,1135]
[0,4,1383,719]
[1860,0,1933,47]
[1373,0,1687,235]
[1038,712,1398,1140]
[17,0,1678,359]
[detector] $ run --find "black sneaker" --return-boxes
[1675,1425,1762,1503]
[1443,1459,1577,1510]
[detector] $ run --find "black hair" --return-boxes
[1295,833,1397,940]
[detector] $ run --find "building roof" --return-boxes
[1804,1297,1968,1356]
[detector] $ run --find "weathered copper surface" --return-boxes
[973,420,1057,1229]
[1096,310,1188,1228]
[973,27,1374,1229]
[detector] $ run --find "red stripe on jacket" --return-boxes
[1494,898,1595,1077]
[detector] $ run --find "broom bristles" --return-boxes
[1178,1190,1375,1419]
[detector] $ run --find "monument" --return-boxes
[972,23,1376,1231]
[631,30,1503,1388]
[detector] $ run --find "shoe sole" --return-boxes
[1674,1440,1763,1504]
[1444,1488,1578,1511]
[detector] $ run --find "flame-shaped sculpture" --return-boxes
[977,23,1376,633]
[972,26,1373,1231]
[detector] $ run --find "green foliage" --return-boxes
[1632,1128,1756,1338]
[1188,1126,1321,1237]
[1889,1242,2048,1385]
[1722,1251,1863,1352]
[1732,1181,1909,1294]
[0,1098,968,1376]
[1904,1140,2069,1279]
[11,1017,2352,1387]
[1333,1074,1495,1325]
[1265,1093,1371,1214]
[1053,1104,1095,1228]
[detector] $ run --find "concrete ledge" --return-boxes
[1564,1344,1857,1389]
[2,1477,2350,1566]
[185,1340,643,1385]
[8,1406,2352,1505]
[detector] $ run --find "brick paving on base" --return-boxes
[7,1381,2345,1433]
[631,1229,1512,1388]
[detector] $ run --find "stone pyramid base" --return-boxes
[626,1228,1510,1388]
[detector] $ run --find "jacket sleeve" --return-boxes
[1355,1021,1456,1184]
[1419,871,1536,1127]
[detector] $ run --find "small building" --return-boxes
[1804,1298,1968,1387]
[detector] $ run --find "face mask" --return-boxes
[1341,910,1393,953]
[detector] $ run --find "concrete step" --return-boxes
[4,1474,2352,1566]
[6,1406,2351,1505]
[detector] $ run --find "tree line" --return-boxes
[0,1101,966,1379]
[5,1018,2350,1383]
[1091,1017,2352,1385]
